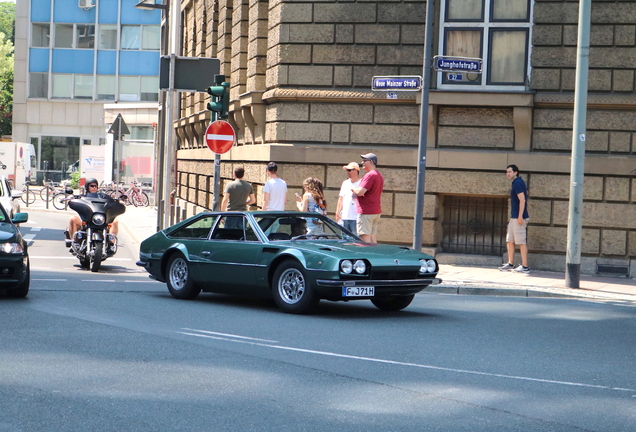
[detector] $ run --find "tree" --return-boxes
[0,31,13,136]
[0,2,15,44]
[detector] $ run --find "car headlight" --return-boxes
[419,259,437,274]
[340,260,353,274]
[1,243,24,254]
[353,260,366,274]
[92,213,106,225]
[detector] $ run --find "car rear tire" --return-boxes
[371,294,415,311]
[166,254,201,300]
[272,260,319,314]
[6,259,30,298]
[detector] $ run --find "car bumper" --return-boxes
[0,255,28,287]
[314,277,442,300]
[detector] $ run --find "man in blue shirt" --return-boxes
[499,164,530,273]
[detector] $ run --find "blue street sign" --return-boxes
[433,56,482,73]
[447,74,464,81]
[372,76,422,91]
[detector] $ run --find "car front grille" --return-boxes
[370,269,420,280]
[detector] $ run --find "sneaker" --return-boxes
[499,263,515,271]
[513,265,530,274]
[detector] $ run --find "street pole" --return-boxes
[565,0,592,288]
[160,0,180,229]
[211,74,225,211]
[413,0,435,251]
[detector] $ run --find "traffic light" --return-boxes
[207,81,230,120]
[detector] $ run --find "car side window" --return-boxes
[167,215,218,239]
[212,216,260,242]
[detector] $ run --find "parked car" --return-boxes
[137,211,441,314]
[0,204,30,298]
[0,176,21,218]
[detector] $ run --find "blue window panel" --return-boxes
[97,50,117,74]
[29,48,50,73]
[54,0,96,23]
[52,49,95,74]
[121,0,161,24]
[98,0,119,24]
[31,0,51,22]
[119,51,160,76]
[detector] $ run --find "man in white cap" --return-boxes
[336,162,361,233]
[352,153,384,243]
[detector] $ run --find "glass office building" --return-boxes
[13,0,161,184]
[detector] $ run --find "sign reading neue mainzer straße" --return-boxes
[372,76,423,91]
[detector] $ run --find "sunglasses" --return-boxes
[346,169,355,172]
[88,184,98,188]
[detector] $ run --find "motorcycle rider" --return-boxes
[65,178,119,247]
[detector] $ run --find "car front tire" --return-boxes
[166,253,201,300]
[6,259,30,298]
[371,294,415,311]
[272,260,319,314]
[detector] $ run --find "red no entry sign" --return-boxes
[205,120,235,154]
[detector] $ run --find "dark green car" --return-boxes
[137,211,441,314]
[0,204,30,298]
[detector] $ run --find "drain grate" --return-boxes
[596,264,629,276]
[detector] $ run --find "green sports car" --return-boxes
[137,211,441,314]
[0,204,29,298]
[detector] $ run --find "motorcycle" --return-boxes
[67,191,126,272]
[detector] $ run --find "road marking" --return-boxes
[181,328,278,343]
[23,234,36,241]
[33,279,67,282]
[30,256,132,261]
[29,227,42,231]
[178,328,636,394]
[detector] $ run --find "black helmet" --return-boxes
[85,178,98,188]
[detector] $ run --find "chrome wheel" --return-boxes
[277,268,306,304]
[169,257,188,290]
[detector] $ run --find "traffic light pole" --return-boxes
[210,74,226,211]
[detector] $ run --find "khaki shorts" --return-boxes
[506,218,529,244]
[357,214,381,236]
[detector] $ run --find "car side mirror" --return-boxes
[12,213,28,224]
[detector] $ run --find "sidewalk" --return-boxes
[22,198,636,302]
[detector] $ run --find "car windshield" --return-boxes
[255,214,360,242]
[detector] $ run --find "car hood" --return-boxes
[0,223,20,242]
[282,240,433,260]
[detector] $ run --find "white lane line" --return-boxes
[30,256,132,261]
[30,227,42,231]
[23,234,36,241]
[33,279,67,282]
[181,328,279,343]
[177,329,636,394]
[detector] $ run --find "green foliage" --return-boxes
[69,171,81,189]
[0,31,12,136]
[0,2,15,44]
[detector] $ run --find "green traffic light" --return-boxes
[207,82,230,119]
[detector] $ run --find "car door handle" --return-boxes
[201,251,211,256]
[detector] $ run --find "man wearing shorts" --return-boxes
[352,153,384,244]
[499,164,530,273]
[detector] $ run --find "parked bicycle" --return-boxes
[40,180,70,202]
[20,182,37,205]
[123,181,149,207]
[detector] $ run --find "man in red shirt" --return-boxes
[352,153,384,244]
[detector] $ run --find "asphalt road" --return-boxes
[1,211,635,431]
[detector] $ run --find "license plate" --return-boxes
[342,286,375,297]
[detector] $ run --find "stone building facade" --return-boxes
[170,0,636,276]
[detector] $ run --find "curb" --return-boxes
[427,283,636,302]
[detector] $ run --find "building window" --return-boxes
[98,25,118,50]
[121,25,160,50]
[438,0,531,90]
[74,74,93,99]
[140,76,159,101]
[54,23,95,49]
[119,76,139,101]
[130,126,154,140]
[32,23,50,48]
[97,75,116,100]
[29,73,48,98]
[51,74,72,98]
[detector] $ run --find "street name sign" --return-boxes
[372,76,422,91]
[433,56,482,73]
[205,121,235,154]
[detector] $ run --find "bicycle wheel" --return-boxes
[133,192,149,207]
[52,193,70,210]
[21,189,36,205]
[40,186,54,201]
